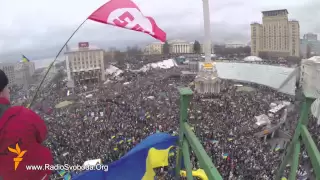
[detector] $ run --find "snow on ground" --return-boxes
[104,59,177,84]
[134,59,178,72]
[105,65,124,77]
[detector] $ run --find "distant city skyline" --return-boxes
[0,0,319,61]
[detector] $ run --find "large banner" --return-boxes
[214,62,296,95]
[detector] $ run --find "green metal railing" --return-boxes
[176,87,320,180]
[175,87,223,180]
[276,97,320,180]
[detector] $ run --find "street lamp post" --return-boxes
[202,0,212,62]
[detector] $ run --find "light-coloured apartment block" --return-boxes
[144,40,211,55]
[65,42,105,84]
[0,61,35,87]
[251,9,300,58]
[14,62,33,88]
[28,61,35,76]
[303,33,317,41]
[0,63,15,86]
[144,42,164,55]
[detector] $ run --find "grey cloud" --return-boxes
[289,0,320,33]
[1,0,318,61]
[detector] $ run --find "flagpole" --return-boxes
[26,19,88,108]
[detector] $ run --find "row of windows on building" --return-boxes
[252,23,296,30]
[71,60,102,65]
[252,38,290,50]
[71,63,102,70]
[70,57,103,70]
[2,66,14,71]
[72,56,101,61]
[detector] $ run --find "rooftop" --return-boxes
[65,48,104,54]
[251,22,262,25]
[65,44,104,54]
[262,9,288,14]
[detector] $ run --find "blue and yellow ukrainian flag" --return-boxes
[58,170,67,177]
[223,153,228,159]
[73,133,178,180]
[58,170,71,180]
[275,145,281,151]
[21,55,30,63]
[63,173,71,180]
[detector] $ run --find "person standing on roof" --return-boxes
[0,69,53,180]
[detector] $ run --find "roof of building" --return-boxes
[308,56,320,62]
[65,45,104,54]
[0,62,15,66]
[262,9,288,14]
[167,39,189,44]
[225,42,246,45]
[151,42,164,44]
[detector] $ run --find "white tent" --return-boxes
[55,101,74,109]
[243,56,262,62]
[83,159,102,167]
[85,94,93,98]
[255,114,271,126]
[215,62,296,95]
[133,59,178,72]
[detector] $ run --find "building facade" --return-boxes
[0,62,35,87]
[28,61,35,76]
[225,42,247,48]
[300,39,320,58]
[0,63,15,86]
[303,33,317,41]
[144,42,163,55]
[168,40,193,54]
[251,9,300,58]
[14,62,32,88]
[144,40,215,55]
[65,42,105,85]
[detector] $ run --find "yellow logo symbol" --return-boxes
[8,143,27,170]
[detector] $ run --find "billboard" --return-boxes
[78,42,89,48]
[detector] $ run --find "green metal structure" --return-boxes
[176,87,223,180]
[176,87,320,180]
[276,97,320,180]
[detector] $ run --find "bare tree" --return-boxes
[193,40,201,54]
[163,41,170,55]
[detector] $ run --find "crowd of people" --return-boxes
[13,57,319,180]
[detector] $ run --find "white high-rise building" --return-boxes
[65,42,105,85]
[28,61,35,76]
[14,62,32,89]
[303,33,317,41]
[0,61,35,87]
[0,63,15,86]
[251,9,300,58]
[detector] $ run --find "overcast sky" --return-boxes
[0,0,319,61]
